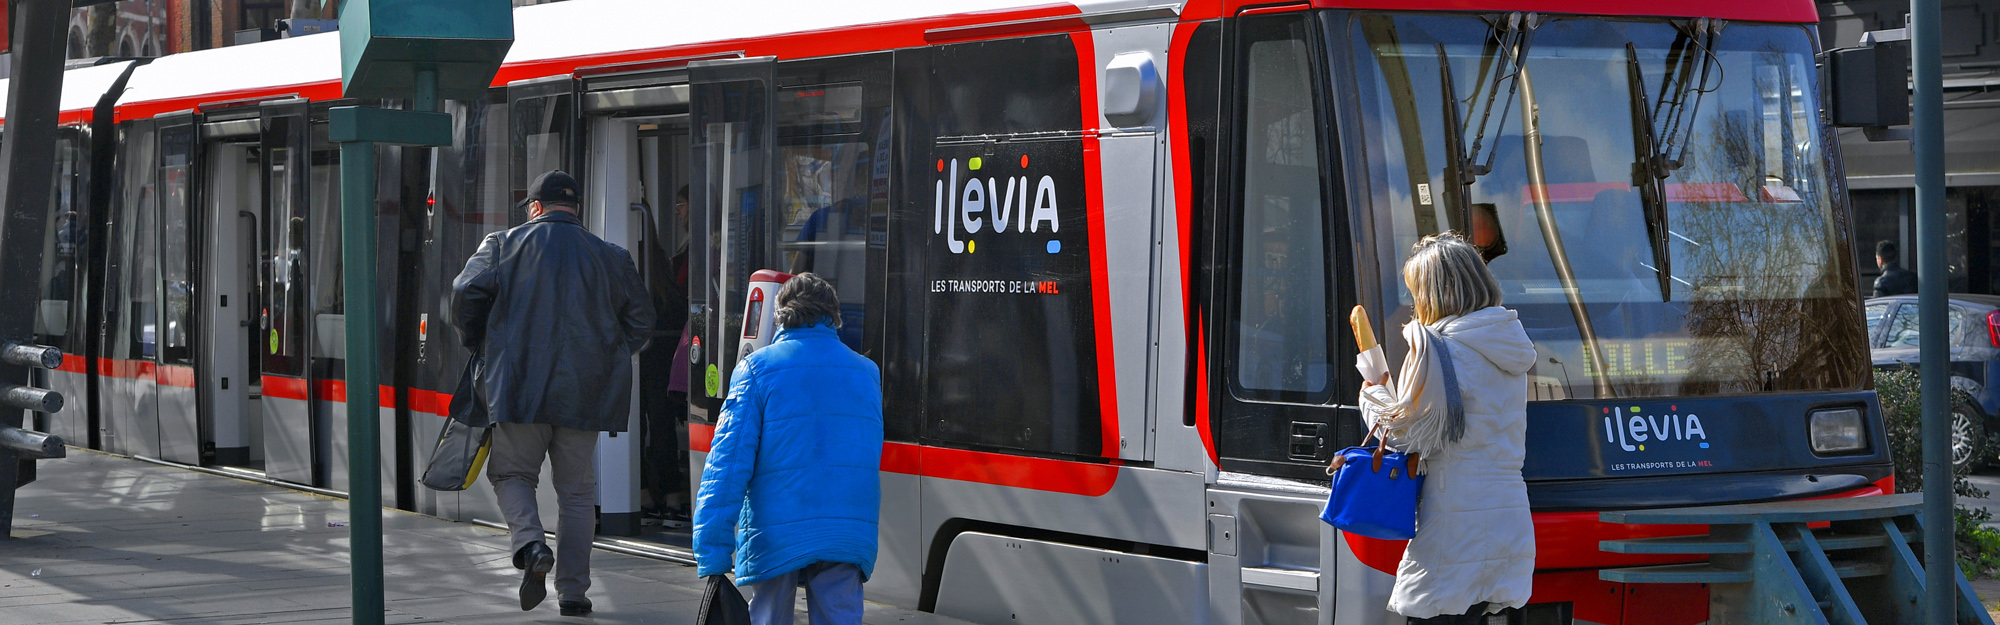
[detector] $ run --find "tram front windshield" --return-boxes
[1346,14,1868,400]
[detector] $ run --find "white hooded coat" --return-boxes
[1358,306,1538,618]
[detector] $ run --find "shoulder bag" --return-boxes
[1319,330,1463,540]
[420,352,493,492]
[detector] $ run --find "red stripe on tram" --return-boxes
[688,423,1118,497]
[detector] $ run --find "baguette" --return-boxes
[1350,306,1378,352]
[1352,305,1389,385]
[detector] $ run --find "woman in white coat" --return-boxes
[1358,233,1538,624]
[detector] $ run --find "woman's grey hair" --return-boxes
[1404,232,1503,325]
[775,272,842,329]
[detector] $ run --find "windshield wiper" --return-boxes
[1652,18,1724,174]
[1436,43,1472,233]
[1436,13,1536,235]
[1626,43,1675,302]
[1462,13,1535,180]
[1621,20,1725,303]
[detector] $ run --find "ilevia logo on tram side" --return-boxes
[934,156,1062,255]
[1603,405,1709,452]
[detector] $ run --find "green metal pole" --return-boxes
[340,139,384,625]
[1913,0,1952,622]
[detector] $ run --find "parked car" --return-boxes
[1865,294,2000,471]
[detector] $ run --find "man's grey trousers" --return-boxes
[487,423,599,601]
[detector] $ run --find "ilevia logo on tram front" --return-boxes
[1600,402,1712,470]
[1604,405,1709,451]
[934,155,1062,255]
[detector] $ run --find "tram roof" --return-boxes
[0,60,138,127]
[106,0,1123,121]
[3,0,1818,124]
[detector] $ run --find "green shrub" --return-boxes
[1874,367,2000,578]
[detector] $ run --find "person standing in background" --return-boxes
[1874,240,1919,297]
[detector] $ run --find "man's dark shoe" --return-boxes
[560,597,593,616]
[517,542,555,611]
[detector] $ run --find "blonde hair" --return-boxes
[1404,232,1502,324]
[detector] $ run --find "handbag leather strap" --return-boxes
[1323,422,1421,479]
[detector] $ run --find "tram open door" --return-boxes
[581,65,697,534]
[193,107,267,471]
[573,58,699,537]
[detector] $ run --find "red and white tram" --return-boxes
[15,1,1888,623]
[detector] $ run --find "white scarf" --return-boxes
[1361,318,1466,456]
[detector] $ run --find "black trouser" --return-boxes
[1409,603,1501,625]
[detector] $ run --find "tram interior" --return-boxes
[202,139,265,471]
[632,117,695,540]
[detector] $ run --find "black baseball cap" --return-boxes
[527,170,581,206]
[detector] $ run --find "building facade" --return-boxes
[1820,1,2000,297]
[60,0,560,61]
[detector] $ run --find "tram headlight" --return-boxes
[1808,408,1867,455]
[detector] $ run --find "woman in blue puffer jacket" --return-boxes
[694,272,883,625]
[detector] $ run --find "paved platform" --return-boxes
[0,450,968,624]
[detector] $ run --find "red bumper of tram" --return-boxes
[1343,475,1895,625]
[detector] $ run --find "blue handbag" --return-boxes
[1320,332,1463,540]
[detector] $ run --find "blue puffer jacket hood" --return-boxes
[693,323,883,584]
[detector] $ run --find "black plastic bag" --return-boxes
[698,575,751,625]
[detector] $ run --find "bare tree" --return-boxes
[86,4,116,57]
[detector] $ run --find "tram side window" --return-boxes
[119,123,162,362]
[35,135,84,353]
[1230,15,1333,404]
[932,35,1085,136]
[775,54,891,359]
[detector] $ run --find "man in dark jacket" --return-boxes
[1875,240,1919,297]
[451,170,653,616]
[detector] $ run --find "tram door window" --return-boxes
[34,133,85,439]
[259,101,321,487]
[156,116,204,465]
[1210,14,1353,478]
[104,120,164,458]
[509,79,576,226]
[688,57,775,415]
[909,36,1108,459]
